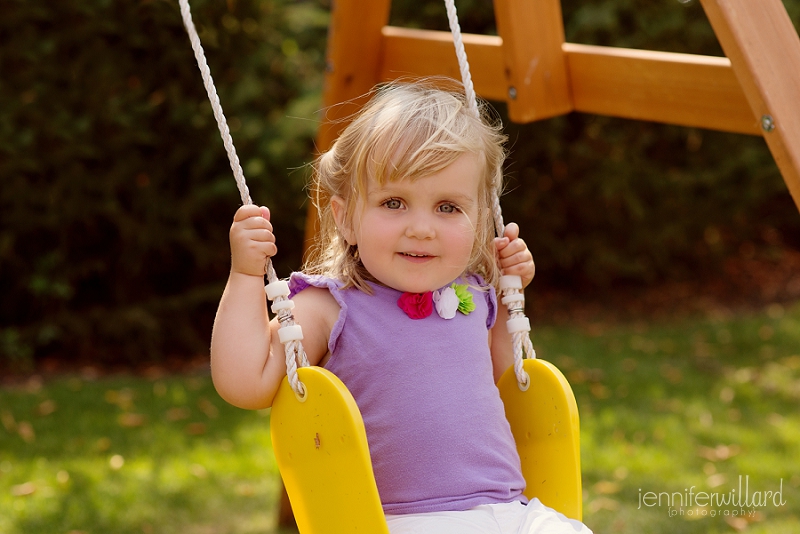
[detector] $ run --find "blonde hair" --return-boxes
[305,80,507,292]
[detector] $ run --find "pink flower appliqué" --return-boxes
[397,291,434,319]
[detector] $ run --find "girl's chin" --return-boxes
[374,279,436,294]
[368,268,465,294]
[388,280,457,294]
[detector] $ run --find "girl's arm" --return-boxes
[210,205,335,409]
[489,222,535,382]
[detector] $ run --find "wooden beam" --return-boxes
[493,0,573,122]
[378,28,758,135]
[379,27,507,102]
[700,0,800,211]
[564,43,759,135]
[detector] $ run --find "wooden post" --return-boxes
[316,0,392,151]
[700,0,800,210]
[493,0,573,122]
[301,0,392,254]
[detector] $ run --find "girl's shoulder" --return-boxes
[287,272,354,362]
[289,272,344,295]
[287,273,344,321]
[280,273,343,365]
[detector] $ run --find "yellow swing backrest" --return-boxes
[271,366,389,534]
[270,359,581,533]
[497,358,583,521]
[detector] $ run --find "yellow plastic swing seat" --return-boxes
[270,359,581,534]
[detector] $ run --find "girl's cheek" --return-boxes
[458,211,478,232]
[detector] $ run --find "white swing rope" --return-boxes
[178,0,309,399]
[444,0,535,390]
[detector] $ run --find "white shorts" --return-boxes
[385,499,592,534]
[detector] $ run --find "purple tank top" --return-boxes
[289,273,526,514]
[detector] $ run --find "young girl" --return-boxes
[210,82,592,534]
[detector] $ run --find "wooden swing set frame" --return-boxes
[276,0,800,530]
[312,0,800,226]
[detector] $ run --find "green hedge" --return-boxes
[2,0,798,368]
[0,0,327,368]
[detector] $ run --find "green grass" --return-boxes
[1,302,799,533]
[0,373,290,533]
[548,301,800,533]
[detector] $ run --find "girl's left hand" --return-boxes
[494,222,535,288]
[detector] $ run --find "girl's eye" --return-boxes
[439,203,460,214]
[383,198,402,210]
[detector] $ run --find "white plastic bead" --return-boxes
[271,300,295,313]
[499,275,523,291]
[265,280,290,300]
[506,317,531,334]
[278,324,304,343]
[501,293,525,306]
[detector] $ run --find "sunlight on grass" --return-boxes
[1,302,799,533]
[536,302,800,533]
[0,373,285,534]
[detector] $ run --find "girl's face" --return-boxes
[333,152,482,294]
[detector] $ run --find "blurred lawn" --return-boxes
[1,302,799,533]
[0,372,289,533]
[558,301,800,533]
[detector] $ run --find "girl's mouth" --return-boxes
[399,252,434,262]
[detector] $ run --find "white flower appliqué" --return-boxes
[433,286,460,320]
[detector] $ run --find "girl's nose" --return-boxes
[405,214,435,240]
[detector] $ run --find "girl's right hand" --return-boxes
[229,205,277,276]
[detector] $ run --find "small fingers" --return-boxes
[233,204,261,222]
[231,237,277,276]
[503,222,520,241]
[493,236,509,252]
[242,238,277,254]
[254,240,278,258]
[501,254,535,287]
[244,228,276,243]
[494,222,535,287]
[229,205,278,276]
[494,222,521,253]
[234,205,272,225]
[233,209,273,235]
[503,263,535,286]
[498,248,532,269]
[497,236,527,260]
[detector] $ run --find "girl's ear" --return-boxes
[330,195,357,245]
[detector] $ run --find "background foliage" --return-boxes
[1,0,326,368]
[2,0,799,368]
